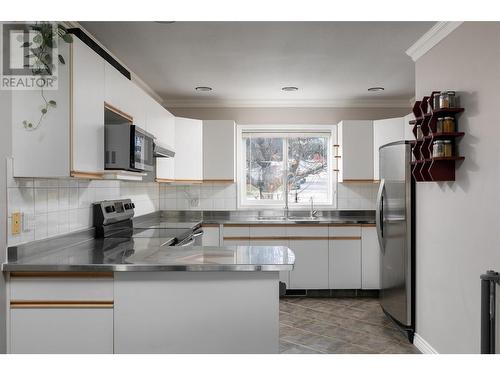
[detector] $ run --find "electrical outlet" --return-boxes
[12,212,21,235]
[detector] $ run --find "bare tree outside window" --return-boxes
[244,134,331,205]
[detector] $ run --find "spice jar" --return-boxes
[436,118,444,133]
[432,140,444,158]
[439,91,456,108]
[443,140,453,157]
[432,93,440,110]
[416,125,423,140]
[443,117,455,132]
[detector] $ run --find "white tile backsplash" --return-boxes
[6,159,160,246]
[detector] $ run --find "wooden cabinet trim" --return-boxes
[70,171,104,179]
[224,236,361,241]
[361,223,376,227]
[202,224,220,228]
[104,102,133,122]
[10,272,113,279]
[341,179,380,183]
[11,300,114,309]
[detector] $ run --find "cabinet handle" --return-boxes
[11,300,114,309]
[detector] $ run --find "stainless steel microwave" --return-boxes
[105,123,155,172]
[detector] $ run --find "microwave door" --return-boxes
[133,127,154,172]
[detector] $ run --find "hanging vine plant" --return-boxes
[22,22,73,131]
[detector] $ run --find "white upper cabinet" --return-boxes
[373,117,405,180]
[104,62,133,116]
[174,117,203,182]
[11,42,71,177]
[202,120,236,182]
[337,120,374,182]
[71,37,105,174]
[144,95,175,180]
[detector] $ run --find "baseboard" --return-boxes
[413,333,439,354]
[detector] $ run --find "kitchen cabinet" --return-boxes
[329,225,362,289]
[222,224,249,246]
[10,308,113,354]
[287,226,329,289]
[337,120,374,182]
[361,225,381,289]
[201,225,221,246]
[174,117,203,182]
[248,225,289,286]
[144,95,175,180]
[71,37,105,175]
[203,120,236,182]
[9,273,114,354]
[11,42,71,177]
[373,117,405,180]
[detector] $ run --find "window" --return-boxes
[237,125,336,208]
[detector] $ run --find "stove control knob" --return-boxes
[131,203,135,208]
[105,206,115,213]
[124,203,131,210]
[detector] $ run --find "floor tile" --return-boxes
[279,297,419,354]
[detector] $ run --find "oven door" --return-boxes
[132,126,155,172]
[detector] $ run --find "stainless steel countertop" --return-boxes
[3,209,373,273]
[146,209,376,225]
[3,235,295,272]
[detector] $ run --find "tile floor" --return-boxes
[279,297,420,354]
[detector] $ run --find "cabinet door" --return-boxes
[174,117,203,181]
[337,120,374,182]
[222,225,249,246]
[288,239,329,289]
[203,120,236,181]
[361,226,381,289]
[145,96,175,180]
[11,42,71,177]
[201,225,220,246]
[329,239,361,289]
[10,308,113,353]
[249,225,289,286]
[72,38,105,174]
[104,62,133,115]
[373,117,405,180]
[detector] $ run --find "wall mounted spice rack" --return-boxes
[409,91,465,181]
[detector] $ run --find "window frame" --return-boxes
[236,124,337,209]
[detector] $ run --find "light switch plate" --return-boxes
[12,212,21,235]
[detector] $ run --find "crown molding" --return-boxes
[65,21,165,106]
[164,98,412,109]
[406,21,463,62]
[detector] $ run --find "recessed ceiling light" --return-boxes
[368,87,385,92]
[195,86,212,92]
[282,86,299,92]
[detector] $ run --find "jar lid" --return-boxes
[433,140,444,144]
[437,117,444,120]
[446,91,456,95]
[444,116,454,120]
[443,140,452,143]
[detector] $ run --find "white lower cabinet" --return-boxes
[10,307,113,354]
[329,239,362,289]
[361,226,381,289]
[201,225,221,246]
[288,239,329,289]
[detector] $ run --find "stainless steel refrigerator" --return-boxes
[376,141,415,343]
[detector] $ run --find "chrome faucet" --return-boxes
[309,197,317,219]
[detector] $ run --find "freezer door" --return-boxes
[377,142,412,327]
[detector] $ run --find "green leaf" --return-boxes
[57,24,67,32]
[48,100,56,107]
[28,123,33,128]
[62,34,73,43]
[33,34,42,44]
[22,120,27,125]
[41,108,47,114]
[58,54,65,64]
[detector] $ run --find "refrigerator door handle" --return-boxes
[376,178,386,253]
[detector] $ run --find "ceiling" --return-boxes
[80,21,434,107]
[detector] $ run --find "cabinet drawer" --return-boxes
[329,225,361,237]
[222,225,249,238]
[10,273,113,301]
[10,308,113,354]
[249,224,287,238]
[286,225,329,238]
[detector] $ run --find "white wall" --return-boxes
[414,22,500,353]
